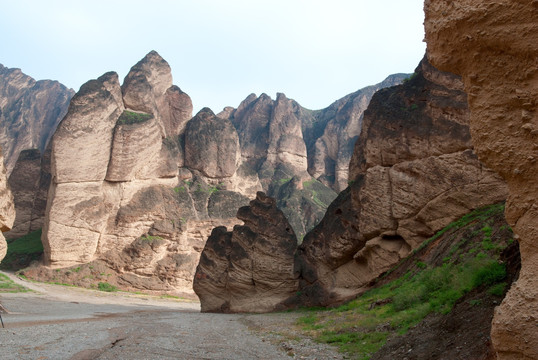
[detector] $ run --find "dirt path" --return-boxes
[0,272,342,360]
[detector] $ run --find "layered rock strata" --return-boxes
[296,56,507,305]
[195,56,509,312]
[194,192,298,312]
[424,2,538,358]
[0,64,73,174]
[42,51,250,293]
[0,146,15,262]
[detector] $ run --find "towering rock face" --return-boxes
[41,51,250,294]
[5,148,51,239]
[194,192,298,313]
[295,56,508,306]
[310,74,408,191]
[0,146,15,262]
[0,64,74,174]
[193,56,509,312]
[424,2,538,358]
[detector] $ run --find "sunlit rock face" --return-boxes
[424,1,538,359]
[0,145,15,262]
[0,64,74,175]
[42,51,250,294]
[294,56,507,306]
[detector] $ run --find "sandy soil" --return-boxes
[0,272,342,360]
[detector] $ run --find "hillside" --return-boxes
[295,203,520,360]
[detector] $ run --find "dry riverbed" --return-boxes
[0,272,342,360]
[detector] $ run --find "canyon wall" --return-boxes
[0,64,73,174]
[424,1,538,358]
[0,146,15,262]
[194,56,508,311]
[32,51,404,294]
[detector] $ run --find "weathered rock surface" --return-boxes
[40,51,249,294]
[294,56,508,306]
[194,192,298,312]
[6,148,51,239]
[0,146,15,262]
[424,2,538,358]
[0,64,74,174]
[311,74,408,191]
[184,108,240,178]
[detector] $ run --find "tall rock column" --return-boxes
[0,146,15,261]
[425,1,538,358]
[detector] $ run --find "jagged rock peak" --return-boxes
[121,51,192,137]
[122,50,173,112]
[0,64,73,174]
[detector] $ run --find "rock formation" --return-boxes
[0,64,73,174]
[5,148,51,240]
[0,146,15,262]
[309,75,408,192]
[295,56,507,306]
[424,2,538,358]
[15,52,406,293]
[41,51,250,294]
[195,56,509,312]
[194,192,298,312]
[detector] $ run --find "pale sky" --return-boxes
[0,0,426,113]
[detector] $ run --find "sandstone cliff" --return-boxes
[424,2,538,358]
[0,64,73,174]
[40,51,250,294]
[0,146,15,262]
[296,56,507,306]
[194,192,298,312]
[195,56,508,312]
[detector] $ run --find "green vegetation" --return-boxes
[97,282,118,292]
[0,272,29,292]
[140,235,162,243]
[0,229,44,270]
[117,110,153,125]
[296,202,511,359]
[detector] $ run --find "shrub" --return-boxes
[117,110,153,125]
[97,282,118,292]
[472,261,506,288]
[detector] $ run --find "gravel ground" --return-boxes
[0,272,343,360]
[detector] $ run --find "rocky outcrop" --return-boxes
[194,192,298,312]
[310,74,408,191]
[0,146,15,262]
[0,64,73,174]
[5,148,51,239]
[424,2,538,358]
[184,108,240,178]
[295,56,508,306]
[40,51,249,294]
[194,56,508,313]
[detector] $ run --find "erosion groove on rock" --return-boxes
[424,1,538,358]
